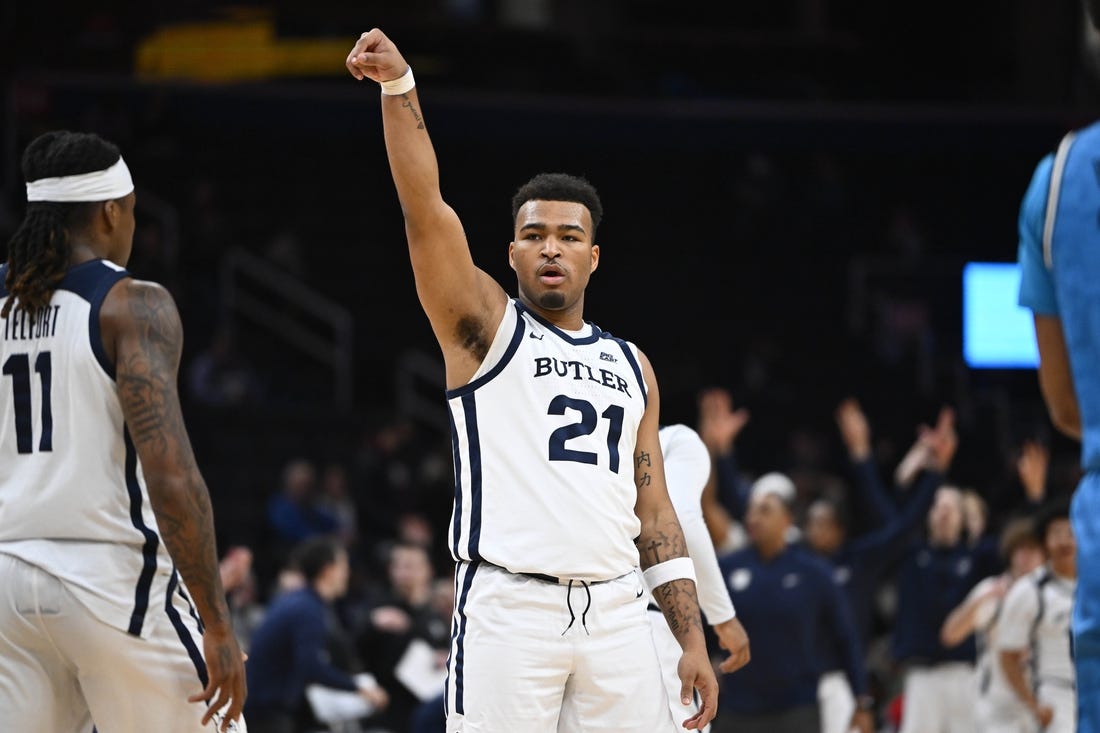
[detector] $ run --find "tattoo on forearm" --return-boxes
[643,539,663,563]
[637,472,651,488]
[655,578,704,639]
[116,286,228,626]
[637,520,688,567]
[636,451,651,468]
[637,510,702,641]
[400,95,425,129]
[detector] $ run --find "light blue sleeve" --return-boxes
[1017,153,1059,316]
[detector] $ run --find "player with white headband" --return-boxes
[24,156,134,203]
[0,130,246,732]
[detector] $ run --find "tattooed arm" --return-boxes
[345,29,506,388]
[632,351,717,730]
[101,279,245,731]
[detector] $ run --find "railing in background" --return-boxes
[220,247,353,407]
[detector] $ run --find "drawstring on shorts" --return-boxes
[561,579,592,636]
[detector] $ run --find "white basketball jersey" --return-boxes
[658,425,709,511]
[0,260,175,638]
[652,424,736,624]
[967,576,1017,709]
[447,300,648,581]
[998,565,1076,691]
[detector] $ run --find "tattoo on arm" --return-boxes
[400,95,425,129]
[637,521,687,567]
[115,285,229,627]
[635,450,652,488]
[637,520,702,640]
[654,578,704,639]
[117,287,179,455]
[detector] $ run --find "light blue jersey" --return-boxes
[1018,122,1100,733]
[1018,124,1100,472]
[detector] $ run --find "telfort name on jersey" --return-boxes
[2,305,62,342]
[533,356,633,397]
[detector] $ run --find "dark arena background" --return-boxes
[3,2,1097,731]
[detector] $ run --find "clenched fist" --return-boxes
[345,28,409,84]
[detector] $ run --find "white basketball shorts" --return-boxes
[0,552,244,733]
[445,561,674,733]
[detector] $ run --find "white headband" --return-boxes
[25,157,134,203]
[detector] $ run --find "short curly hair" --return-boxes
[511,173,603,236]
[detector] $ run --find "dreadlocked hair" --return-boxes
[3,131,121,318]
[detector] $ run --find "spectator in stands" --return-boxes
[807,401,958,733]
[219,546,265,653]
[187,326,263,407]
[996,500,1077,733]
[245,536,388,733]
[893,484,1001,733]
[356,542,450,732]
[940,518,1045,733]
[696,387,752,540]
[317,462,358,546]
[820,400,958,640]
[267,458,340,548]
[406,578,457,733]
[962,489,990,547]
[715,474,872,733]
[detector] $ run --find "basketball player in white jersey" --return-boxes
[997,500,1077,733]
[346,28,718,733]
[940,518,1045,732]
[0,131,246,731]
[650,424,751,731]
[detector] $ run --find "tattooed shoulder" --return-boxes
[124,282,183,360]
[113,281,186,457]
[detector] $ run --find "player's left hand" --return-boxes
[189,625,247,732]
[677,647,718,730]
[713,617,750,673]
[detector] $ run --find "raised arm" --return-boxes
[102,280,245,731]
[696,387,751,522]
[346,29,507,386]
[1016,439,1049,509]
[940,576,1006,648]
[835,398,899,526]
[846,408,955,572]
[634,356,717,730]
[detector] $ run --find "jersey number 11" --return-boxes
[2,352,53,454]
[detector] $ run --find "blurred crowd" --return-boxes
[209,382,1077,733]
[3,20,1088,729]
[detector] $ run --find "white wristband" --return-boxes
[643,557,696,591]
[380,66,415,95]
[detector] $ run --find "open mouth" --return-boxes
[539,265,565,285]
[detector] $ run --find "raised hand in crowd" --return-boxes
[919,407,958,473]
[1016,439,1049,504]
[697,388,750,457]
[835,398,872,461]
